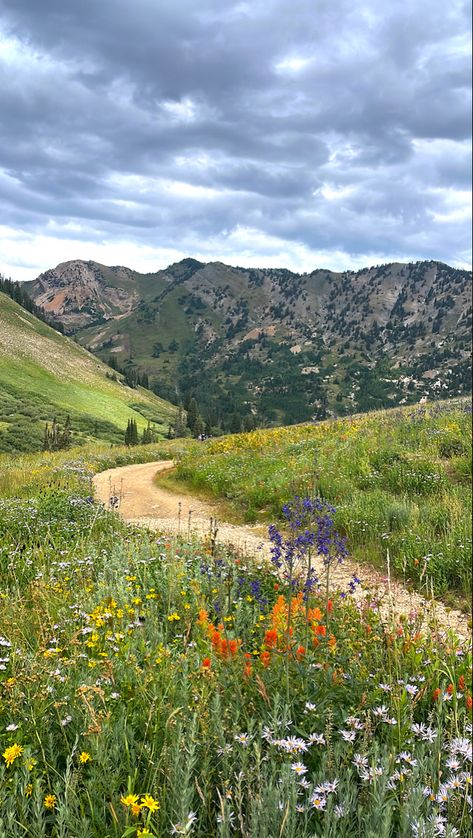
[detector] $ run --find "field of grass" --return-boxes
[175,400,472,602]
[0,441,471,837]
[0,291,177,453]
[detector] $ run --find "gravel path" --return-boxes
[93,460,471,641]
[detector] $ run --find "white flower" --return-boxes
[340,730,357,743]
[307,732,325,746]
[234,732,251,746]
[446,757,461,772]
[405,684,419,696]
[6,723,18,732]
[291,762,307,776]
[310,794,326,810]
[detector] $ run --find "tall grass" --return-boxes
[175,400,472,599]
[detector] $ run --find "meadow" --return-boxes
[0,434,471,837]
[175,400,472,603]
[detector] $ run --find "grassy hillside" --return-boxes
[0,291,177,452]
[175,399,472,600]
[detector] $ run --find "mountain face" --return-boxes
[24,258,472,430]
[0,288,176,453]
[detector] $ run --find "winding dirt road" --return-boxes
[93,460,470,640]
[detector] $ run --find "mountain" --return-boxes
[24,258,472,430]
[0,290,177,453]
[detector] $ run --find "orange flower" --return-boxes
[243,662,252,677]
[296,645,305,660]
[458,675,465,692]
[312,637,319,649]
[273,583,279,590]
[467,694,472,711]
[264,629,278,649]
[202,657,211,669]
[315,624,326,637]
[327,600,333,614]
[260,650,271,667]
[229,639,239,657]
[432,688,441,701]
[211,631,222,650]
[446,683,454,696]
[307,606,322,622]
[219,639,229,659]
[328,634,336,649]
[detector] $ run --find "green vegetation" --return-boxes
[28,258,471,429]
[0,292,177,453]
[0,443,471,836]
[175,400,472,600]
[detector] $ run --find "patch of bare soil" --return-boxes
[93,461,471,641]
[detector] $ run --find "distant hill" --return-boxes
[24,258,472,430]
[0,290,177,453]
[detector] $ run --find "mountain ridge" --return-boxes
[24,257,472,430]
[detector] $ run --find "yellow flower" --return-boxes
[130,803,142,817]
[140,794,160,812]
[79,751,92,764]
[26,758,37,771]
[25,783,33,797]
[3,743,23,767]
[137,828,152,837]
[44,794,57,810]
[121,793,140,808]
[167,613,180,622]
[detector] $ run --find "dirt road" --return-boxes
[93,460,470,640]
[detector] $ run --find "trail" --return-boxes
[93,461,470,640]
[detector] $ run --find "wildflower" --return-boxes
[296,645,306,659]
[5,723,19,731]
[25,783,33,796]
[340,730,357,743]
[167,613,181,622]
[291,762,308,776]
[137,828,152,837]
[121,793,140,808]
[307,733,325,746]
[310,794,326,810]
[264,629,278,648]
[432,688,441,701]
[140,794,160,812]
[3,743,23,767]
[79,751,92,764]
[405,684,419,696]
[260,650,271,667]
[202,657,211,669]
[234,733,251,746]
[44,794,57,810]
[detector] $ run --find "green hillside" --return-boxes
[0,291,177,453]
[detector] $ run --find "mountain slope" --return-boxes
[0,291,177,453]
[24,258,472,429]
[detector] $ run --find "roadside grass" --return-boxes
[0,443,471,836]
[175,400,472,601]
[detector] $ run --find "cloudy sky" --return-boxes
[0,0,471,281]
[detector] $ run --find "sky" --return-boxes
[0,0,471,282]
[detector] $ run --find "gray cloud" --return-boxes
[0,0,471,279]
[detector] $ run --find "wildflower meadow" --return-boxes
[0,414,471,837]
